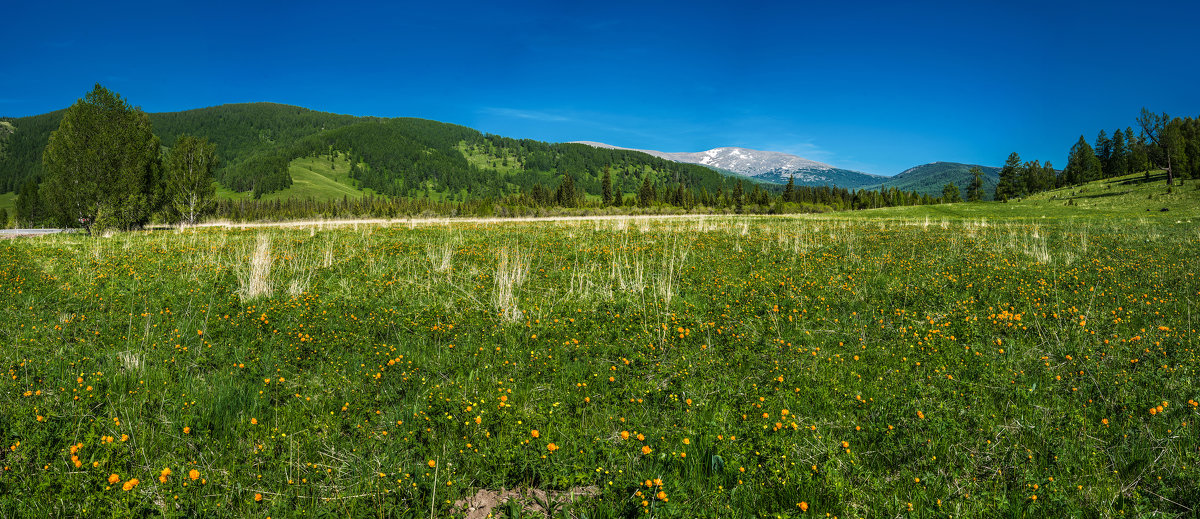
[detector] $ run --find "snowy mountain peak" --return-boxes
[570,141,881,186]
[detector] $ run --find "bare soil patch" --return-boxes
[453,486,599,519]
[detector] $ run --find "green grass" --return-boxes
[0,191,14,215]
[2,192,1199,517]
[216,153,375,202]
[851,171,1200,220]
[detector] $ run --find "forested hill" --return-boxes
[862,162,1002,201]
[0,103,745,200]
[0,103,367,194]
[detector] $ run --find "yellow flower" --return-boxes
[428,460,437,468]
[183,427,191,434]
[122,478,139,491]
[799,501,808,512]
[530,430,539,438]
[620,431,630,440]
[255,493,263,502]
[250,417,258,425]
[547,443,558,452]
[189,469,200,481]
[641,445,652,455]
[108,473,120,484]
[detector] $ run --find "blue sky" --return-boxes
[4,0,1198,176]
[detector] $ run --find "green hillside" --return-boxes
[0,103,365,195]
[2,103,748,204]
[846,170,1199,219]
[865,162,1001,200]
[0,191,14,215]
[215,153,373,202]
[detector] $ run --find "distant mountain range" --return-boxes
[572,142,885,188]
[574,142,999,200]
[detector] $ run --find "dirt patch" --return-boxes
[453,486,599,519]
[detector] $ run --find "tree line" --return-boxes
[994,108,1199,200]
[13,85,218,231]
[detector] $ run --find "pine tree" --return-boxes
[1108,128,1127,177]
[638,176,654,208]
[1094,130,1111,175]
[601,168,613,206]
[966,166,984,202]
[733,179,744,213]
[994,152,1021,201]
[1042,162,1056,190]
[1163,118,1187,185]
[555,173,577,207]
[1063,135,1102,185]
[783,175,795,203]
[1138,108,1178,185]
[1019,160,1041,195]
[942,183,962,202]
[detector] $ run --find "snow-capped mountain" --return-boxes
[571,141,884,187]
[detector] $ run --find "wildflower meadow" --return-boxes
[2,214,1197,517]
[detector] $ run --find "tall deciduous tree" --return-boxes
[165,135,218,225]
[42,84,163,233]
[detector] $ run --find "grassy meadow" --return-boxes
[0,191,15,216]
[215,153,375,203]
[2,188,1199,517]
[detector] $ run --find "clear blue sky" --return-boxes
[4,0,1198,175]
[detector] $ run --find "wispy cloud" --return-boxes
[481,107,573,123]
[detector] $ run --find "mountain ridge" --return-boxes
[571,141,886,188]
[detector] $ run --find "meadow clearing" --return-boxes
[1,210,1198,517]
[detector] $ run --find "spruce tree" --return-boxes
[42,84,163,233]
[942,183,962,202]
[783,175,795,203]
[1063,135,1102,185]
[966,166,984,202]
[1109,128,1127,177]
[555,173,577,207]
[994,152,1021,201]
[638,176,654,208]
[601,168,613,206]
[1094,130,1111,175]
[1042,162,1056,190]
[1019,160,1041,195]
[733,179,744,213]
